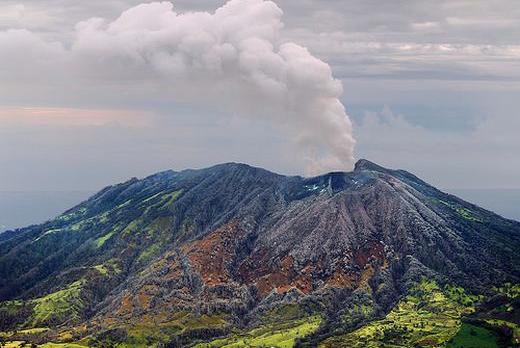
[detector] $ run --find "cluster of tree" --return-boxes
[0,338,37,347]
[381,325,409,343]
[88,327,128,348]
[166,327,230,347]
[0,302,32,331]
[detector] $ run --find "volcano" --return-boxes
[0,160,519,347]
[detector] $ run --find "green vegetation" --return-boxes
[456,207,482,222]
[94,231,115,248]
[262,304,308,324]
[195,316,322,348]
[137,190,182,211]
[444,284,483,306]
[0,300,22,312]
[486,319,520,345]
[142,192,163,203]
[437,200,483,222]
[107,259,123,274]
[0,326,49,339]
[35,228,63,240]
[29,280,85,326]
[93,264,109,276]
[17,327,49,335]
[88,312,228,348]
[446,323,499,348]
[137,243,162,262]
[0,300,32,332]
[353,303,374,317]
[159,190,182,208]
[321,279,478,347]
[337,296,376,330]
[2,341,26,348]
[39,343,88,348]
[55,207,87,222]
[181,314,228,330]
[495,282,520,299]
[69,222,84,232]
[116,200,133,210]
[0,330,87,348]
[124,219,140,232]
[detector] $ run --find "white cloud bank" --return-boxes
[0,0,355,175]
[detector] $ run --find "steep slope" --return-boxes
[0,160,519,347]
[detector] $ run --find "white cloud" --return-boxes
[1,0,519,191]
[0,0,355,175]
[411,21,441,31]
[281,28,520,81]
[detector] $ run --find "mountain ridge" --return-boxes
[0,160,519,347]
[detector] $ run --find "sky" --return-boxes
[0,0,519,193]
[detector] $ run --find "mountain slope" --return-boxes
[0,160,519,347]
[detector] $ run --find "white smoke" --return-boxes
[1,0,355,175]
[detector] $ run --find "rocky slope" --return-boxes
[0,160,519,347]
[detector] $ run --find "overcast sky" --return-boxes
[1,0,519,192]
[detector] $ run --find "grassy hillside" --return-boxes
[321,280,483,347]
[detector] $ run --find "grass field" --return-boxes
[320,280,478,347]
[39,343,88,348]
[194,315,322,348]
[28,280,85,327]
[446,323,499,348]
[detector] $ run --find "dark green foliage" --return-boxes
[0,301,32,331]
[89,327,128,347]
[446,323,500,348]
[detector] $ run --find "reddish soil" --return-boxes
[182,221,244,286]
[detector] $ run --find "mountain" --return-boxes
[0,191,94,233]
[0,160,519,348]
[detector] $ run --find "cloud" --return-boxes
[1,0,519,191]
[355,106,520,189]
[0,0,355,175]
[0,107,152,127]
[0,3,54,30]
[282,30,520,81]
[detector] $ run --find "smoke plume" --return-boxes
[1,0,355,175]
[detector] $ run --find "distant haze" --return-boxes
[0,191,92,232]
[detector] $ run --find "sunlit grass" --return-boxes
[195,315,322,348]
[320,279,478,347]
